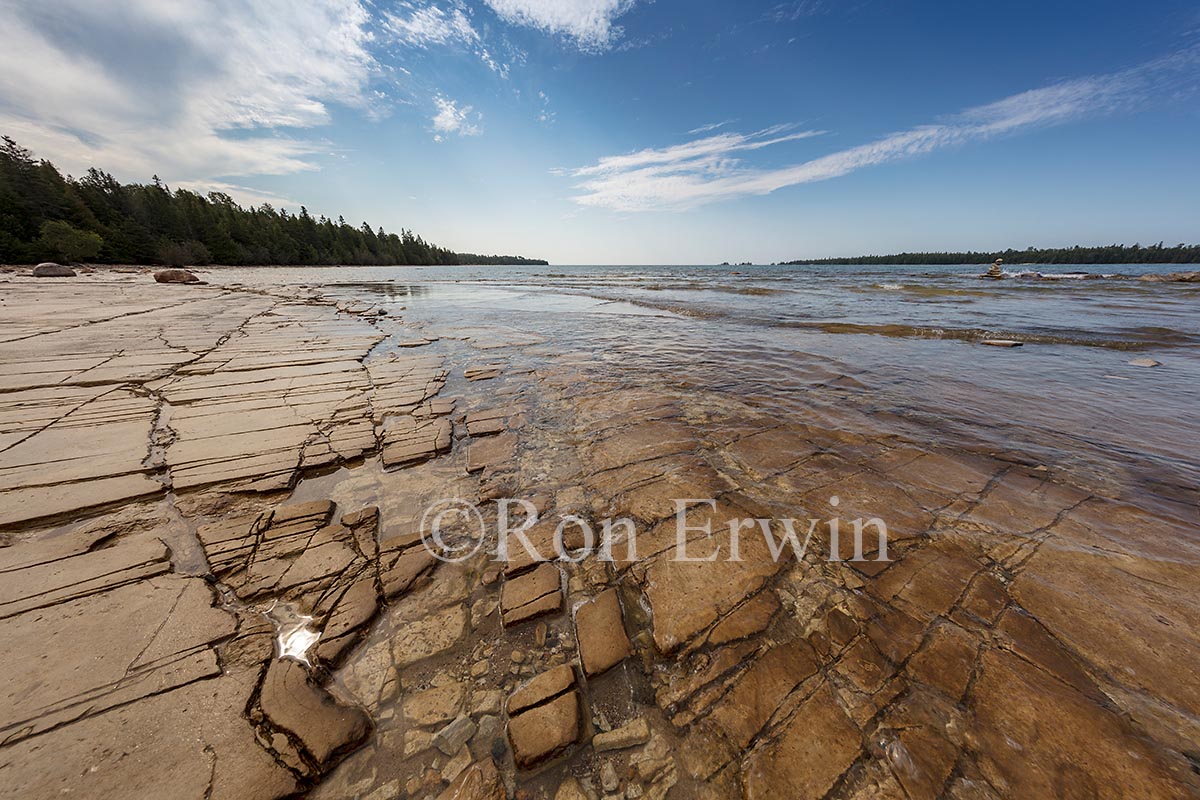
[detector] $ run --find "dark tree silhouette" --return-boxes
[0,137,547,267]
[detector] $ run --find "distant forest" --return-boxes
[0,137,546,267]
[780,244,1200,266]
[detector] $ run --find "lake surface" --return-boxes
[213,263,1200,511]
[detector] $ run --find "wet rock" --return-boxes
[436,758,506,800]
[259,659,372,765]
[508,691,581,768]
[600,761,620,793]
[1129,357,1162,367]
[554,777,591,800]
[393,604,467,667]
[32,262,76,277]
[742,682,861,799]
[593,718,651,752]
[435,715,479,756]
[980,339,1022,347]
[467,432,518,473]
[501,562,562,626]
[706,591,780,646]
[153,268,201,284]
[574,588,632,676]
[508,664,575,714]
[404,681,466,726]
[442,744,473,783]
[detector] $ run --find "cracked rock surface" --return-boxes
[1,269,1198,800]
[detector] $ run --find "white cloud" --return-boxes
[0,0,375,186]
[384,2,479,48]
[688,120,736,135]
[382,1,510,76]
[431,95,483,140]
[482,0,637,52]
[568,48,1200,211]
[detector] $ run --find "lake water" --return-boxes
[213,263,1200,512]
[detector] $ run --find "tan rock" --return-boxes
[508,664,575,715]
[509,691,580,768]
[574,588,632,676]
[742,682,861,799]
[259,659,372,765]
[404,681,466,726]
[593,718,651,752]
[393,604,467,668]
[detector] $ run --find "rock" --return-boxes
[259,659,372,765]
[435,715,478,756]
[575,588,632,676]
[555,777,591,800]
[442,745,473,783]
[32,262,76,277]
[508,691,580,768]
[508,664,575,715]
[393,604,467,667]
[600,761,620,793]
[404,681,466,726]
[741,683,861,800]
[981,339,1022,347]
[1129,358,1161,367]
[436,758,506,800]
[471,714,504,758]
[153,268,201,284]
[501,562,562,626]
[593,718,651,752]
[472,689,504,716]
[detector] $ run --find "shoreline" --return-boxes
[1,272,1198,798]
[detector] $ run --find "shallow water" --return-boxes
[215,263,1200,509]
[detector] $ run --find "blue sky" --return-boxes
[2,0,1198,264]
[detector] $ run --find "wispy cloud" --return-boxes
[567,47,1200,211]
[0,0,375,186]
[688,119,737,135]
[482,0,638,52]
[431,95,483,140]
[383,1,511,77]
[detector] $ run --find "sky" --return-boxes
[1,0,1198,264]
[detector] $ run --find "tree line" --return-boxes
[0,137,546,267]
[779,244,1200,266]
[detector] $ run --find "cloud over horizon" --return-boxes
[0,0,377,204]
[567,47,1200,212]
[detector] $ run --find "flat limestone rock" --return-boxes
[259,659,372,765]
[393,604,468,668]
[741,682,861,799]
[436,758,505,800]
[501,562,561,626]
[466,433,517,473]
[508,690,580,768]
[508,664,576,715]
[574,588,632,676]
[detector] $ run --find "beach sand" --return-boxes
[1,267,1198,799]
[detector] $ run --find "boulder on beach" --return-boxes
[153,268,201,284]
[32,262,76,277]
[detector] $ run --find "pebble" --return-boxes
[600,761,620,794]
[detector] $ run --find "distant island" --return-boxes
[0,137,547,267]
[779,244,1200,266]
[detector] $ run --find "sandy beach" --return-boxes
[1,265,1198,800]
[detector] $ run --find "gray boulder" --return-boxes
[153,268,201,284]
[32,262,76,277]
